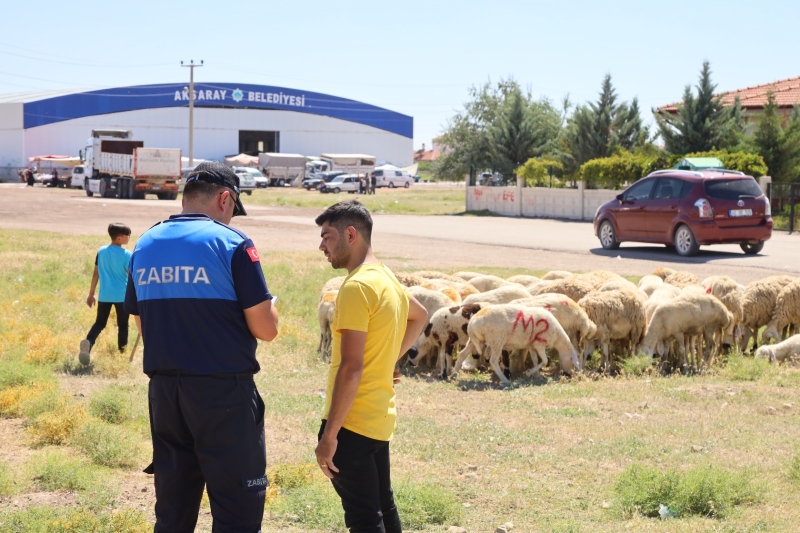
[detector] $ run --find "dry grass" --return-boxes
[3,228,800,531]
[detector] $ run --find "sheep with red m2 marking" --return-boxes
[451,304,579,386]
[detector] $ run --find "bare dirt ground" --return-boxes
[1,184,797,283]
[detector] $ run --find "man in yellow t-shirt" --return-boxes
[314,200,428,533]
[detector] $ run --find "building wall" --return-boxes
[0,103,24,168]
[17,106,412,168]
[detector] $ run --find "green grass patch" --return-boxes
[88,384,136,424]
[615,463,763,519]
[0,506,149,533]
[393,479,463,530]
[0,460,16,497]
[788,450,800,485]
[0,358,54,392]
[72,419,143,469]
[724,353,776,381]
[621,355,655,376]
[537,407,598,418]
[266,481,343,530]
[29,448,103,493]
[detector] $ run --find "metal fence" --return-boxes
[768,182,800,232]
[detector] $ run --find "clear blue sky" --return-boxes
[3,0,798,149]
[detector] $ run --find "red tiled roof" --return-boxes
[657,75,800,113]
[413,149,441,162]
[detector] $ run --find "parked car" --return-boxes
[231,167,257,195]
[593,169,772,257]
[71,165,86,188]
[306,171,347,191]
[303,171,347,190]
[373,169,413,189]
[235,167,268,188]
[320,174,362,194]
[477,172,503,186]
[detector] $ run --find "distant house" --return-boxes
[657,75,800,134]
[413,142,441,162]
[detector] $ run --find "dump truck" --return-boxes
[258,153,307,187]
[83,129,182,200]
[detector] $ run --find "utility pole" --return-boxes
[181,60,203,167]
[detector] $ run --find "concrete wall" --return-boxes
[466,182,618,221]
[0,103,24,174]
[15,106,412,169]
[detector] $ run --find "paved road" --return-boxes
[1,185,798,283]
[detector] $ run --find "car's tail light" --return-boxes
[694,198,713,218]
[764,197,772,216]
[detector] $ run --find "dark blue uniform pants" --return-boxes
[318,420,402,533]
[148,374,267,533]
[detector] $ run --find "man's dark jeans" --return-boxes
[318,420,401,533]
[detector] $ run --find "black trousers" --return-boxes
[86,301,129,351]
[318,420,401,533]
[149,374,267,533]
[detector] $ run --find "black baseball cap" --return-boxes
[186,161,247,216]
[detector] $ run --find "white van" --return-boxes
[372,169,413,189]
[71,165,86,189]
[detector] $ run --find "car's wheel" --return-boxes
[388,182,395,189]
[84,178,93,197]
[404,181,410,188]
[278,179,285,187]
[98,178,107,198]
[674,225,700,256]
[740,241,765,255]
[333,187,341,193]
[598,220,620,250]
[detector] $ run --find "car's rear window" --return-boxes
[704,178,762,200]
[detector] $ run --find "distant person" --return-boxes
[370,173,376,195]
[80,222,133,365]
[314,200,428,533]
[51,168,60,187]
[26,169,35,187]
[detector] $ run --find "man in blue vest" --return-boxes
[125,161,279,533]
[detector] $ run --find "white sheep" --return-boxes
[762,279,800,344]
[541,270,573,280]
[701,275,744,347]
[664,271,699,289]
[740,275,796,352]
[412,270,464,283]
[507,274,541,285]
[407,286,462,365]
[638,291,733,370]
[466,274,513,293]
[532,276,595,303]
[525,279,554,295]
[578,289,646,372]
[637,274,664,297]
[452,304,579,385]
[317,290,338,360]
[394,272,425,287]
[321,275,346,294]
[755,334,800,363]
[512,293,597,365]
[453,271,484,281]
[410,303,487,377]
[462,285,531,306]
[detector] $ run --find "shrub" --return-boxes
[681,149,768,177]
[621,355,654,376]
[0,506,150,533]
[0,383,59,419]
[72,420,142,469]
[30,449,98,492]
[579,152,670,189]
[393,480,462,530]
[516,157,564,187]
[0,358,54,392]
[88,385,134,425]
[266,481,343,531]
[24,334,72,365]
[615,464,762,519]
[0,460,15,497]
[268,462,318,490]
[724,353,774,382]
[29,402,88,446]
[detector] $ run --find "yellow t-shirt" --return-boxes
[324,263,409,441]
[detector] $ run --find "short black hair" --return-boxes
[315,200,373,245]
[183,179,226,202]
[108,222,131,239]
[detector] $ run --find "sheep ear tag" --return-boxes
[706,288,712,294]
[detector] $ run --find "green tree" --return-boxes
[654,61,744,154]
[434,79,562,181]
[565,74,649,168]
[752,92,800,182]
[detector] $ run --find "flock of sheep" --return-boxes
[317,267,800,385]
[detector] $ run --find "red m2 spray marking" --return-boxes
[512,311,550,343]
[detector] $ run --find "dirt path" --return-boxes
[1,184,797,283]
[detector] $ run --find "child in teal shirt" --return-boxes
[80,223,132,365]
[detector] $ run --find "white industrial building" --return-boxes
[0,82,413,181]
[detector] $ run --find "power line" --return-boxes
[0,41,173,68]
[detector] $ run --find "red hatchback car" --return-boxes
[593,169,772,256]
